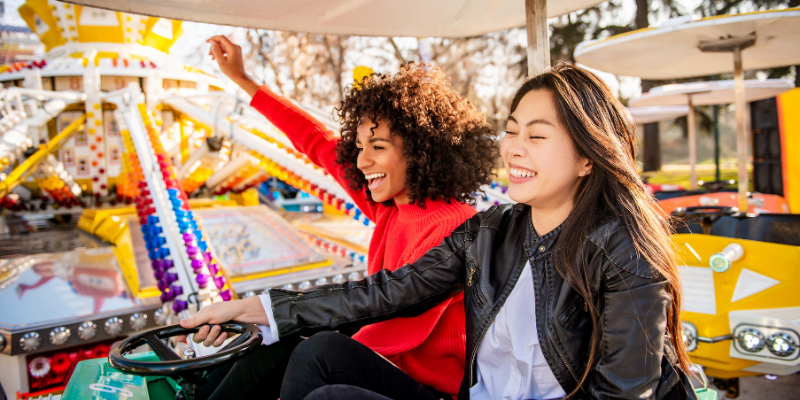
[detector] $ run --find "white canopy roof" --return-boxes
[574,8,800,79]
[629,79,794,107]
[627,106,689,124]
[65,0,603,38]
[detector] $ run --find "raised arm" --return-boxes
[207,35,379,220]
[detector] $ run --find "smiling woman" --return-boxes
[187,35,499,400]
[336,64,497,207]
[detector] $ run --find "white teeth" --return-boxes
[364,173,386,180]
[509,168,535,178]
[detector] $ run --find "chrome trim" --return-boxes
[697,334,733,344]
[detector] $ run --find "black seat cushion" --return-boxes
[709,214,800,247]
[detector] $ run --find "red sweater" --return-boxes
[251,86,473,395]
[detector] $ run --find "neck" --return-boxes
[529,198,574,237]
[392,189,410,205]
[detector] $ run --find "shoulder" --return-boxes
[585,218,662,280]
[453,203,528,235]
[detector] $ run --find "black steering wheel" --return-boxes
[109,322,262,400]
[672,206,739,234]
[672,206,738,218]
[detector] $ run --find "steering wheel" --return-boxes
[109,322,262,400]
[672,206,739,235]
[672,206,738,218]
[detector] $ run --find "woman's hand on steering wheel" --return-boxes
[178,296,269,347]
[206,35,260,97]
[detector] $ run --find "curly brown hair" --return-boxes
[335,63,497,207]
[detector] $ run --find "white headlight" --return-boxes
[737,328,765,353]
[766,333,797,357]
[681,321,698,352]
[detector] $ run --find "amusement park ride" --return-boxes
[0,1,797,399]
[0,2,512,398]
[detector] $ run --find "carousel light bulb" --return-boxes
[104,317,123,336]
[347,272,361,281]
[332,274,345,284]
[154,308,169,326]
[281,284,294,291]
[315,277,328,286]
[20,332,41,352]
[78,321,97,341]
[49,327,71,346]
[298,281,312,290]
[28,356,50,378]
[0,334,5,352]
[129,313,148,331]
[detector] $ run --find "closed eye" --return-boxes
[502,130,517,136]
[529,136,545,140]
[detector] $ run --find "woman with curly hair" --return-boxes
[189,36,497,399]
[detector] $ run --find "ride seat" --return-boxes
[709,214,800,246]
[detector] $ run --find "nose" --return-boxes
[356,148,372,171]
[503,134,526,159]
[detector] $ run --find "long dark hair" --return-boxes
[509,63,689,393]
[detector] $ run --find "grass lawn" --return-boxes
[640,166,752,190]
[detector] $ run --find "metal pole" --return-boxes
[713,104,720,182]
[688,95,697,190]
[733,46,749,211]
[525,0,550,77]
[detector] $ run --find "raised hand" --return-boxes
[206,35,260,97]
[178,296,269,347]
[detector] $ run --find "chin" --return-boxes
[506,187,531,204]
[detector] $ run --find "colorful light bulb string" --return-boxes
[139,106,233,304]
[119,105,232,318]
[245,148,373,228]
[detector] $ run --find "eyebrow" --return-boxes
[507,116,555,127]
[356,137,392,145]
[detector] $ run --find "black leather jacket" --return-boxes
[269,203,695,399]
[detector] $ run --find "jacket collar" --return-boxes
[523,207,564,260]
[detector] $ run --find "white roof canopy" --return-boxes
[574,8,800,79]
[629,79,794,107]
[627,106,689,124]
[65,0,603,38]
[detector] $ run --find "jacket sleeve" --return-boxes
[266,214,480,339]
[588,235,671,400]
[249,86,380,221]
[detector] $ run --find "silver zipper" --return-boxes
[468,312,499,386]
[548,333,579,384]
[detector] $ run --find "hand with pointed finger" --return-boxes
[206,35,260,97]
[178,296,269,347]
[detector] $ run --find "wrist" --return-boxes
[241,295,270,325]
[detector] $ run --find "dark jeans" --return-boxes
[280,332,446,400]
[304,385,394,400]
[196,336,303,400]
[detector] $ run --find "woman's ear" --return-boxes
[580,158,593,176]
